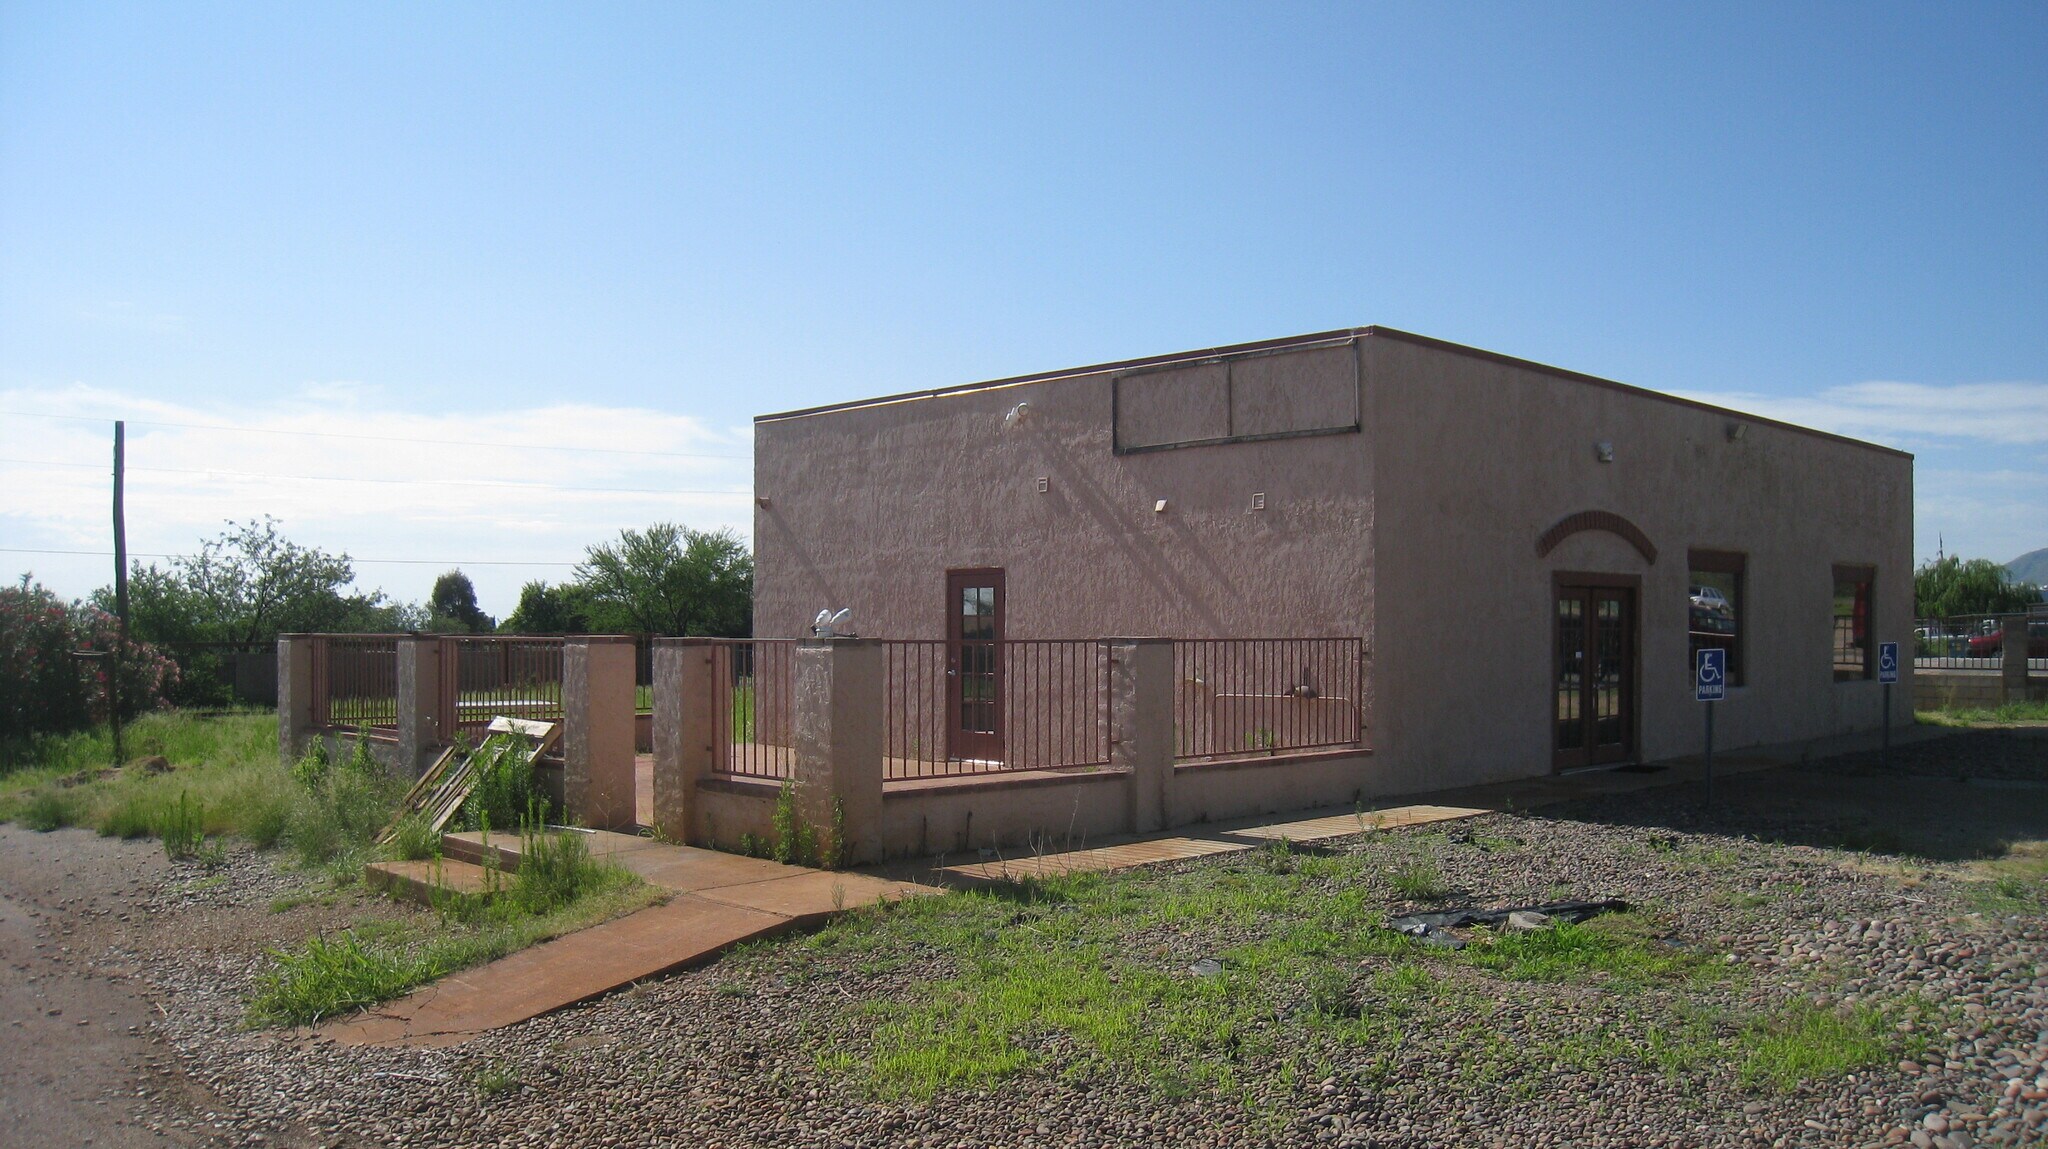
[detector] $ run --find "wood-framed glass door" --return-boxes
[1553,576,1636,770]
[946,568,1005,763]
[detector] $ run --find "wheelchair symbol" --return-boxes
[1698,659,1722,684]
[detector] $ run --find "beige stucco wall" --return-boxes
[1365,334,1914,792]
[753,343,1375,644]
[750,328,1914,804]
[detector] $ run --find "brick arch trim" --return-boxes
[1536,510,1658,564]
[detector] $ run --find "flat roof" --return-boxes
[755,325,1913,460]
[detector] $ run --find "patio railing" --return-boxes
[437,635,566,742]
[706,639,799,782]
[883,639,1112,780]
[1173,637,1365,761]
[310,635,401,730]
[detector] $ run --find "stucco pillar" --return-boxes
[2002,616,2029,703]
[651,639,716,842]
[277,634,315,764]
[793,638,883,865]
[395,634,444,778]
[564,636,638,830]
[1110,639,1173,835]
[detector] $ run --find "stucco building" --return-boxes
[751,326,1913,805]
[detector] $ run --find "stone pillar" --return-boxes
[651,639,716,842]
[277,634,315,764]
[1110,639,1173,835]
[564,636,638,830]
[2003,616,2029,703]
[395,635,444,778]
[792,638,883,865]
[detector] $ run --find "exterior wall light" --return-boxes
[1726,422,1746,442]
[1154,499,1169,514]
[756,496,771,508]
[1594,441,1615,463]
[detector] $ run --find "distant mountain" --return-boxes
[2008,547,2048,589]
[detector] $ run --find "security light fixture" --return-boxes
[1594,441,1615,463]
[1725,422,1746,442]
[1155,499,1169,514]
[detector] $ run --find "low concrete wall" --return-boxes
[1915,670,2048,709]
[1169,750,1377,826]
[881,770,1132,858]
[694,777,781,853]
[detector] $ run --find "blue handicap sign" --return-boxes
[1695,648,1726,702]
[1878,641,1899,684]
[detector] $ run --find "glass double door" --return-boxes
[1554,582,1635,769]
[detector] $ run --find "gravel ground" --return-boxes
[5,729,2044,1148]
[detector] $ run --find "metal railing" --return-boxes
[1173,637,1365,761]
[1914,614,2048,673]
[311,635,401,730]
[706,639,798,781]
[437,635,565,741]
[883,639,1112,780]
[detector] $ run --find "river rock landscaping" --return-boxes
[3,728,2044,1148]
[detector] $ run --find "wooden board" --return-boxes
[375,720,559,844]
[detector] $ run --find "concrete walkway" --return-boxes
[326,830,929,1049]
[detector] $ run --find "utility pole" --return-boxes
[111,420,128,764]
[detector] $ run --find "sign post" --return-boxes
[1877,641,1898,763]
[1695,648,1726,811]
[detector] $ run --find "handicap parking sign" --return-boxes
[1878,641,1898,684]
[1695,648,1726,702]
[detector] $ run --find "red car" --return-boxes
[1966,619,2048,658]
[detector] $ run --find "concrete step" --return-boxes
[364,858,503,906]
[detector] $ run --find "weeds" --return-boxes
[1386,859,1451,901]
[472,1062,522,1097]
[1734,1001,1898,1092]
[160,790,205,860]
[247,932,429,1026]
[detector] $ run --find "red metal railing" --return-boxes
[311,635,401,730]
[705,639,798,781]
[1173,638,1364,761]
[437,635,566,742]
[883,639,1111,780]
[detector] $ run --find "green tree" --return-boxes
[1914,555,2044,618]
[573,523,752,636]
[500,580,596,634]
[428,569,494,633]
[98,517,417,643]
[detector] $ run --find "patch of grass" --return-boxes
[248,854,659,1027]
[159,790,206,860]
[1456,914,1705,985]
[472,1062,522,1097]
[1734,1001,1897,1093]
[1917,700,2048,727]
[19,787,79,831]
[1964,840,2048,915]
[1386,859,1451,902]
[387,812,439,862]
[246,932,432,1026]
[0,712,300,849]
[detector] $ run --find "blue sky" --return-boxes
[3,2,2043,615]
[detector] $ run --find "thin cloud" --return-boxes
[1675,379,2048,450]
[1,385,754,614]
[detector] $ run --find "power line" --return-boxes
[2,546,578,567]
[0,408,752,460]
[0,456,750,497]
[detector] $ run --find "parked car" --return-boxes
[1966,619,2048,658]
[1688,585,1735,636]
